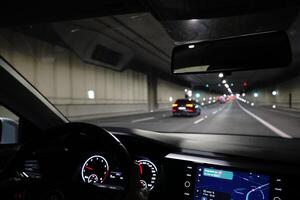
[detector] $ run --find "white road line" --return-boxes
[194,117,205,124]
[131,117,155,123]
[212,110,218,114]
[237,102,292,139]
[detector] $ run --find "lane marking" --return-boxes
[237,102,292,139]
[194,117,205,124]
[131,117,155,123]
[212,110,218,114]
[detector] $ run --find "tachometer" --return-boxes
[136,159,158,191]
[81,155,109,184]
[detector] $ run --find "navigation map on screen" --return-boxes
[193,166,270,200]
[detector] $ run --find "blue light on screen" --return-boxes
[193,166,270,200]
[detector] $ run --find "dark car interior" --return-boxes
[1,1,300,200]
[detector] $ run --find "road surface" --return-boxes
[87,100,300,138]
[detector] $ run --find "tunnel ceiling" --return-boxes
[13,4,300,94]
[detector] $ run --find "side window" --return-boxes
[0,105,19,144]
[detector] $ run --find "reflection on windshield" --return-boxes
[0,14,300,138]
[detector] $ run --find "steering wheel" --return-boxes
[12,122,141,200]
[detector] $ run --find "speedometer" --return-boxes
[81,155,109,184]
[136,160,158,191]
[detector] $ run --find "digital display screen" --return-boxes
[193,165,270,200]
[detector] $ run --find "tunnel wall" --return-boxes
[0,29,190,119]
[157,79,187,109]
[248,75,300,110]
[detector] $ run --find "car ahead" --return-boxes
[172,99,201,117]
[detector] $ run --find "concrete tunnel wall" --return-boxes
[246,75,300,110]
[0,29,206,120]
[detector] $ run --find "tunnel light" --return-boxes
[242,93,246,97]
[195,93,201,98]
[272,91,278,96]
[230,83,234,87]
[169,96,173,102]
[201,102,205,106]
[222,80,227,84]
[272,105,277,109]
[209,97,212,100]
[188,44,195,49]
[218,73,224,78]
[208,101,211,104]
[87,90,95,99]
[213,100,216,103]
[203,98,206,101]
[253,92,259,98]
[205,84,209,88]
[225,84,229,88]
[70,28,80,33]
[187,90,192,97]
[251,103,255,106]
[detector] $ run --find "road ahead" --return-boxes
[87,100,300,138]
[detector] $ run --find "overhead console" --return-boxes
[164,153,296,200]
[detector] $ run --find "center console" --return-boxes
[164,153,295,200]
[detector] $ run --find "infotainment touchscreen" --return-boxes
[193,165,270,200]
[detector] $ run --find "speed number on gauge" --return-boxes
[136,160,158,191]
[81,155,109,184]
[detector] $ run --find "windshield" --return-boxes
[1,12,300,138]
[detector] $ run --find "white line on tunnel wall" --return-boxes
[131,117,155,123]
[194,117,205,124]
[268,108,300,118]
[237,102,292,139]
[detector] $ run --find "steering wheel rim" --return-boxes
[25,122,139,200]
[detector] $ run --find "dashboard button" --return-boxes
[184,181,191,188]
[183,192,190,196]
[273,197,281,200]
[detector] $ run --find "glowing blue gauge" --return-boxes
[81,155,109,184]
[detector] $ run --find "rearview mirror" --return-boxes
[171,31,292,74]
[0,118,19,144]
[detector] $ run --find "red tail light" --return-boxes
[187,108,193,113]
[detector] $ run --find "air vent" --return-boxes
[21,160,41,179]
[91,44,122,66]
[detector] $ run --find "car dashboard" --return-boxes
[13,127,300,200]
[108,128,300,200]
